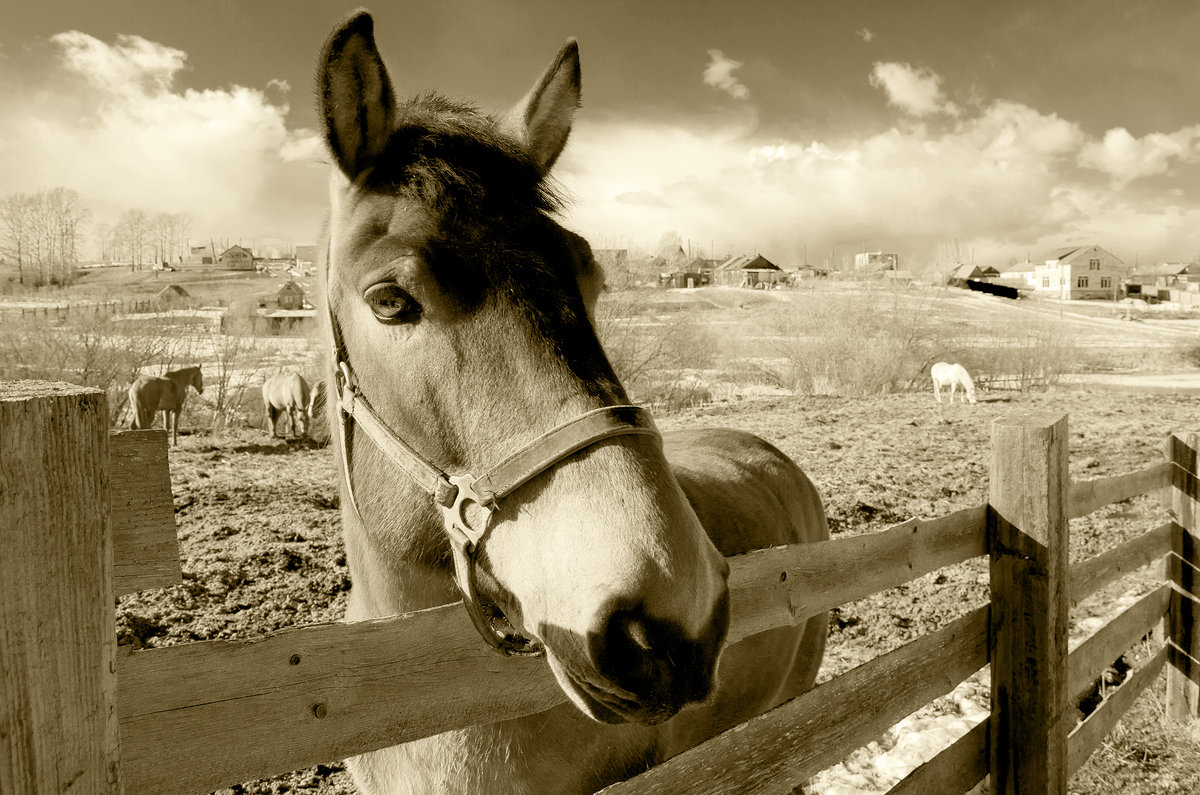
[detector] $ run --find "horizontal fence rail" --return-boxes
[117,505,989,793]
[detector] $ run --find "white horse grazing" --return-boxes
[316,11,828,794]
[129,365,204,445]
[931,362,976,404]
[262,371,311,438]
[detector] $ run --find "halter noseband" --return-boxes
[325,290,660,656]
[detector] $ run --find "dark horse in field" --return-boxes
[317,11,828,793]
[128,365,203,446]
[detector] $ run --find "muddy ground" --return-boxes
[116,387,1200,794]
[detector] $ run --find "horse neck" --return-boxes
[167,367,196,390]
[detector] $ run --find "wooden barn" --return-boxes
[218,245,256,271]
[276,281,307,310]
[153,284,192,309]
[712,254,786,288]
[658,257,713,289]
[947,263,1000,288]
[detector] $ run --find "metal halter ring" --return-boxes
[437,473,495,551]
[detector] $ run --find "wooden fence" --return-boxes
[2,381,1197,794]
[0,299,164,322]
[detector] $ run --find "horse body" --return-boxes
[128,365,203,445]
[931,361,976,404]
[317,12,827,793]
[262,371,311,438]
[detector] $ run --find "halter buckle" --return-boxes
[438,473,494,551]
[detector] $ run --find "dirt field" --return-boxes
[113,384,1200,794]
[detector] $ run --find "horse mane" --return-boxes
[955,364,975,390]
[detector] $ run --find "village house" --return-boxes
[1031,245,1124,300]
[712,254,786,288]
[217,245,256,271]
[275,281,307,310]
[946,263,1000,288]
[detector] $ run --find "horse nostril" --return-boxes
[589,599,727,716]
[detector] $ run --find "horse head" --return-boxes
[319,11,729,724]
[191,366,205,395]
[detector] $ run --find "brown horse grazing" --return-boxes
[262,371,312,438]
[128,365,204,446]
[317,11,827,794]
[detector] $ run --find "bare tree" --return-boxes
[0,194,33,285]
[116,209,150,269]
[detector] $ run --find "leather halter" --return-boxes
[324,281,660,655]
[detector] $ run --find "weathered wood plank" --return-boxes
[885,719,987,795]
[0,381,120,793]
[1168,433,1200,722]
[1066,643,1168,776]
[1067,462,1171,519]
[1069,522,1174,607]
[728,505,986,642]
[988,412,1070,794]
[1066,584,1170,707]
[110,429,180,596]
[118,603,562,793]
[116,507,988,793]
[599,607,989,795]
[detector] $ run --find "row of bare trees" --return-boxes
[0,187,194,286]
[0,188,89,287]
[95,210,192,270]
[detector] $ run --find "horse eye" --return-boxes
[364,283,422,324]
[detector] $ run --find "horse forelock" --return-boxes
[361,93,560,219]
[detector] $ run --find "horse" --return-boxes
[128,365,204,446]
[262,371,311,438]
[931,361,976,404]
[316,11,828,794]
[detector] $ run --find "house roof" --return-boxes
[682,257,711,271]
[950,263,983,279]
[1129,262,1193,278]
[718,254,780,271]
[1043,246,1085,262]
[219,245,253,258]
[157,284,190,297]
[277,281,305,294]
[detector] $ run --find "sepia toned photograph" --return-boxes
[2,2,1199,793]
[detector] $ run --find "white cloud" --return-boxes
[870,62,959,117]
[0,31,326,248]
[52,31,185,98]
[1079,126,1200,183]
[703,49,749,100]
[556,87,1200,267]
[856,28,876,43]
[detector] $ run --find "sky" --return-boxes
[3,1,1200,269]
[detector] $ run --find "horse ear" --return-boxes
[319,10,397,179]
[507,39,581,172]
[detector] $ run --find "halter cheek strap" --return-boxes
[329,325,661,655]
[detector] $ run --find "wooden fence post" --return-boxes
[988,412,1070,794]
[1167,432,1200,722]
[0,381,120,793]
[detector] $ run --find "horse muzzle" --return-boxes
[542,590,731,725]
